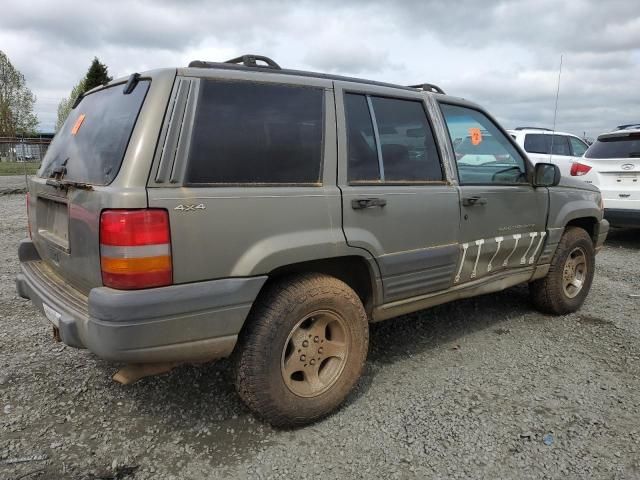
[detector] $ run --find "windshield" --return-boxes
[585,133,640,159]
[38,81,150,185]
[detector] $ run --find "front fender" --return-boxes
[547,187,602,228]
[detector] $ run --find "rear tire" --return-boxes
[529,226,595,315]
[232,273,369,427]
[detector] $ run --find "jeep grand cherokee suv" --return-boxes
[16,55,609,426]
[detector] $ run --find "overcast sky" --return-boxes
[2,0,639,137]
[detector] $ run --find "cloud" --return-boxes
[0,0,638,135]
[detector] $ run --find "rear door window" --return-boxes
[344,93,443,183]
[524,134,571,156]
[585,133,640,159]
[186,80,324,184]
[39,81,150,185]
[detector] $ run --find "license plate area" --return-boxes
[36,196,70,252]
[616,172,639,183]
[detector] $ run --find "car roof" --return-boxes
[507,128,578,137]
[180,61,436,94]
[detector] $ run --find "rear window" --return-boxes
[585,133,640,159]
[523,134,571,155]
[39,81,150,185]
[186,80,324,184]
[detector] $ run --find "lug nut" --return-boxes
[314,336,320,343]
[318,347,324,354]
[300,354,306,361]
[310,359,316,365]
[302,340,309,347]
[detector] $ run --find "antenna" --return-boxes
[549,55,563,162]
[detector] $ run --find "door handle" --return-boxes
[351,197,387,210]
[462,195,488,207]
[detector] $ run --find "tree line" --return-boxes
[0,50,112,138]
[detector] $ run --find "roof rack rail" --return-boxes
[188,54,281,70]
[616,123,640,130]
[408,83,445,94]
[514,127,552,131]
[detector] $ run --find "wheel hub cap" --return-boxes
[281,310,350,398]
[562,247,587,299]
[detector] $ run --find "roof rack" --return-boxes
[616,123,640,130]
[514,127,552,131]
[189,54,281,70]
[408,83,445,94]
[186,56,427,93]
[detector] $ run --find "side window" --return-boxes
[524,134,549,154]
[552,135,571,156]
[345,93,443,183]
[186,80,324,184]
[345,94,380,182]
[569,136,588,157]
[524,133,571,156]
[439,103,527,185]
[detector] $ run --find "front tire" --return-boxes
[529,226,595,315]
[232,273,369,427]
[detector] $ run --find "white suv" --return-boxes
[569,125,640,227]
[508,127,590,176]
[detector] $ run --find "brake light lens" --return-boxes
[570,162,592,176]
[99,209,172,289]
[26,192,32,239]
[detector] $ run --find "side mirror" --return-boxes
[533,162,561,187]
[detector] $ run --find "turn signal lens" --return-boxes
[570,162,592,176]
[99,209,172,289]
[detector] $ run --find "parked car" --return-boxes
[570,125,640,227]
[16,55,608,426]
[508,127,590,176]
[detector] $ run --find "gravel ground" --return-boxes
[0,176,29,195]
[1,192,639,480]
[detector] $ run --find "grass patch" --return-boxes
[0,162,40,176]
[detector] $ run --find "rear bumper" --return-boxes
[16,239,267,363]
[604,208,640,227]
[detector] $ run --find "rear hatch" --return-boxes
[28,80,151,293]
[583,132,640,207]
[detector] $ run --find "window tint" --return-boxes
[440,103,527,185]
[345,94,380,182]
[186,81,323,184]
[524,134,571,156]
[39,81,150,185]
[345,93,443,183]
[370,96,443,182]
[585,133,640,159]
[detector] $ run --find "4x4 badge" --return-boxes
[174,203,206,211]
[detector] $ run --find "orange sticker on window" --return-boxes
[469,127,482,145]
[71,114,86,136]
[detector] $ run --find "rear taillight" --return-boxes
[26,192,32,239]
[99,209,172,289]
[570,162,592,176]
